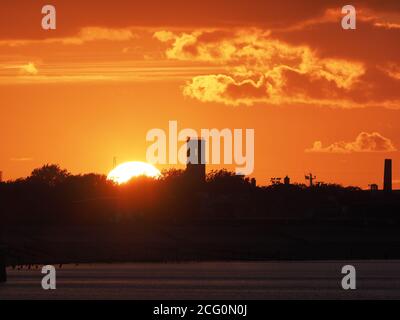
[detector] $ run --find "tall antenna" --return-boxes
[305,173,316,187]
[113,157,117,169]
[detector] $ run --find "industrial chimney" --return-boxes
[384,159,392,192]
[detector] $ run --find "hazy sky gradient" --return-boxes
[1,0,399,188]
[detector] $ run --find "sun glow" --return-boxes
[107,161,161,184]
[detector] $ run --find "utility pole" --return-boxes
[305,173,316,187]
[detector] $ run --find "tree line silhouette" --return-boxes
[1,164,399,226]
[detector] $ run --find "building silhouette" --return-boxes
[369,184,378,191]
[186,138,206,183]
[284,176,290,185]
[384,159,392,192]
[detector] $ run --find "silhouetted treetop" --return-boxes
[28,164,70,187]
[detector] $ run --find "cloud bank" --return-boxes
[155,28,400,108]
[306,132,397,153]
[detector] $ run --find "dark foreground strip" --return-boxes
[0,300,393,319]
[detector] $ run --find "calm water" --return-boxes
[1,261,400,299]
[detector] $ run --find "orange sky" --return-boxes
[1,0,400,189]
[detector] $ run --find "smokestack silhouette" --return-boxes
[384,159,392,192]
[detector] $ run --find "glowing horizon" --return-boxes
[107,161,161,184]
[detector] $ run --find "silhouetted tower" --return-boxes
[305,173,316,187]
[369,184,378,191]
[0,171,2,183]
[284,175,290,185]
[251,178,256,188]
[384,159,392,192]
[186,138,206,183]
[113,157,117,169]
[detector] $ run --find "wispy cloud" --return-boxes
[2,62,38,75]
[19,62,38,75]
[276,7,400,32]
[10,157,34,162]
[0,60,225,84]
[379,63,400,80]
[0,27,137,47]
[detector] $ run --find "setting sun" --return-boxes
[107,162,161,184]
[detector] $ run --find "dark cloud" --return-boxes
[2,0,399,40]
